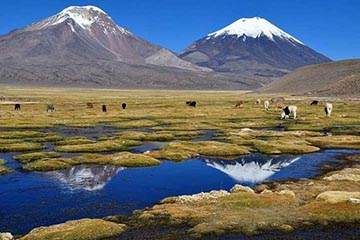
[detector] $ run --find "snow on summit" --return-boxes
[29,5,130,35]
[207,17,303,44]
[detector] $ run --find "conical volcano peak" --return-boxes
[207,17,302,44]
[47,5,112,30]
[60,5,108,15]
[26,5,131,35]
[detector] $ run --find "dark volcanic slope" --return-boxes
[179,17,331,78]
[259,59,360,96]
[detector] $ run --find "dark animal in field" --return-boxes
[281,105,297,120]
[186,101,196,107]
[14,103,21,110]
[102,105,107,112]
[271,97,285,103]
[86,102,93,108]
[275,102,286,111]
[122,103,127,109]
[235,101,243,108]
[310,100,319,106]
[0,96,5,101]
[324,103,333,117]
[46,104,55,112]
[255,99,261,104]
[189,101,196,107]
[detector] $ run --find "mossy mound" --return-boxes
[218,129,321,154]
[0,131,62,142]
[307,135,360,149]
[149,141,249,161]
[0,142,44,152]
[19,218,126,240]
[14,152,61,164]
[0,159,14,175]
[0,131,45,139]
[23,152,160,171]
[56,139,141,153]
[111,119,159,129]
[55,136,94,146]
[116,131,175,141]
[252,139,320,154]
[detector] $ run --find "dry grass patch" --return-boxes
[307,135,360,149]
[149,141,249,161]
[14,152,61,164]
[56,139,141,153]
[0,159,14,175]
[23,152,160,171]
[19,218,126,240]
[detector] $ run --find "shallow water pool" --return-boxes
[0,149,358,235]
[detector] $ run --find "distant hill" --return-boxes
[259,59,360,96]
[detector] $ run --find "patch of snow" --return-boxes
[207,17,303,45]
[67,22,75,32]
[31,5,132,36]
[51,6,104,29]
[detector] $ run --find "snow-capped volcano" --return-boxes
[28,5,130,35]
[207,17,302,44]
[0,4,211,82]
[180,17,331,78]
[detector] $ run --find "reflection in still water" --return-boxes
[46,165,124,191]
[204,155,301,184]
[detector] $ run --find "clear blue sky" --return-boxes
[1,0,359,60]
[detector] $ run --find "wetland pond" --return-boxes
[0,148,358,235]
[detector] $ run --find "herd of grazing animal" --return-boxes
[235,98,334,120]
[6,102,128,113]
[4,96,334,120]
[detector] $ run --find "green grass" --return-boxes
[20,218,126,240]
[115,131,175,141]
[23,152,161,171]
[55,139,141,153]
[1,87,360,237]
[14,152,61,164]
[0,159,14,175]
[149,141,250,161]
[0,142,44,152]
[55,136,95,146]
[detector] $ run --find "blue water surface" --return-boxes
[0,149,357,235]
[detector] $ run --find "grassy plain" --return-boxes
[1,86,360,238]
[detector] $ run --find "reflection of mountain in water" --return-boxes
[46,165,124,191]
[204,154,300,184]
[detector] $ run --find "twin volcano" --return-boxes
[0,6,331,89]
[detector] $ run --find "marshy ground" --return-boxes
[0,86,359,239]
